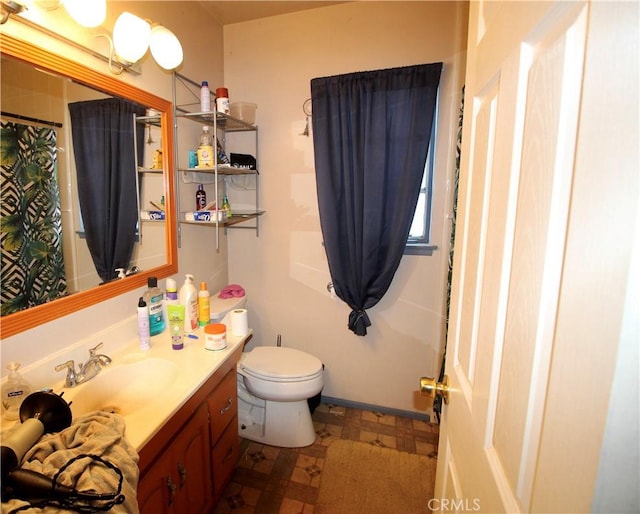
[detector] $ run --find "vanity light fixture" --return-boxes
[3,3,182,73]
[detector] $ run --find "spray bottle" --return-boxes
[137,297,151,350]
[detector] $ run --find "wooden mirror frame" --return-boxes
[0,34,178,339]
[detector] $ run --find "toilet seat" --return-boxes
[240,347,322,382]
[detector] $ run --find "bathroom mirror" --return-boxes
[0,34,178,339]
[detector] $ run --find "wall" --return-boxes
[1,2,468,417]
[0,2,227,384]
[223,2,468,414]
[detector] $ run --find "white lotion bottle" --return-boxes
[179,274,199,333]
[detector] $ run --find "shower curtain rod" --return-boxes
[1,110,63,128]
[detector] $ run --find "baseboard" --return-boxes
[320,395,433,423]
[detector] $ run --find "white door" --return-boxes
[433,1,639,513]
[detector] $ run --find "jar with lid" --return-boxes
[204,323,227,351]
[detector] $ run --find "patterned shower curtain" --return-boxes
[434,86,465,422]
[1,121,67,315]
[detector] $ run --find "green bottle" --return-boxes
[222,195,231,219]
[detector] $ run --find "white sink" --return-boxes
[64,357,178,417]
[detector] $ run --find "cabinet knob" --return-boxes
[167,476,177,506]
[178,460,187,487]
[220,397,233,415]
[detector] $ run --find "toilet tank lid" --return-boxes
[241,347,322,378]
[210,293,246,321]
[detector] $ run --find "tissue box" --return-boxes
[184,210,225,222]
[141,210,166,221]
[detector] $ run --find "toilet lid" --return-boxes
[241,346,322,380]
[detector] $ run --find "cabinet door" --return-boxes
[173,403,213,514]
[138,453,174,514]
[212,416,240,499]
[209,369,237,444]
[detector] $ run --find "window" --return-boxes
[405,109,437,256]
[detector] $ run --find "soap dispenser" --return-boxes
[1,362,33,421]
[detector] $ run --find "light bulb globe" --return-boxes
[150,25,183,70]
[113,12,151,64]
[63,0,106,28]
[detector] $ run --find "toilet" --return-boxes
[237,346,324,447]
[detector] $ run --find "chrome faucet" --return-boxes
[55,342,112,387]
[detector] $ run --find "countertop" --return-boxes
[1,326,251,452]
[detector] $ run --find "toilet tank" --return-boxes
[209,291,247,323]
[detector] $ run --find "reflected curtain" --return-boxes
[311,63,442,335]
[1,121,67,314]
[68,98,145,283]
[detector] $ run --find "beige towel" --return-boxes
[2,411,139,514]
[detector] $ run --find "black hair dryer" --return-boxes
[1,390,72,501]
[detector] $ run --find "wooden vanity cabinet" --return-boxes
[137,346,242,513]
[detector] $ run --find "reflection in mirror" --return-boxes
[0,34,177,339]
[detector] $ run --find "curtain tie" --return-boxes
[348,309,371,336]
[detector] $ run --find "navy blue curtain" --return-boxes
[69,98,145,283]
[311,63,442,335]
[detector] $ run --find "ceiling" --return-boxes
[196,1,350,25]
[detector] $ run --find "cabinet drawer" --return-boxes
[212,416,239,499]
[208,369,237,443]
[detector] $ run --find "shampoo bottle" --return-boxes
[145,276,165,336]
[1,363,32,421]
[179,274,199,333]
[198,281,210,327]
[196,184,207,210]
[137,297,151,350]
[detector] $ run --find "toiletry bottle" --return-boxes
[168,304,185,350]
[145,276,165,336]
[165,277,178,304]
[196,184,207,210]
[200,81,211,112]
[198,281,210,327]
[197,126,214,168]
[1,363,32,421]
[179,274,199,332]
[164,276,179,325]
[216,87,230,114]
[222,194,232,219]
[137,297,151,350]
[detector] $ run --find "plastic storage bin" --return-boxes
[230,102,257,124]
